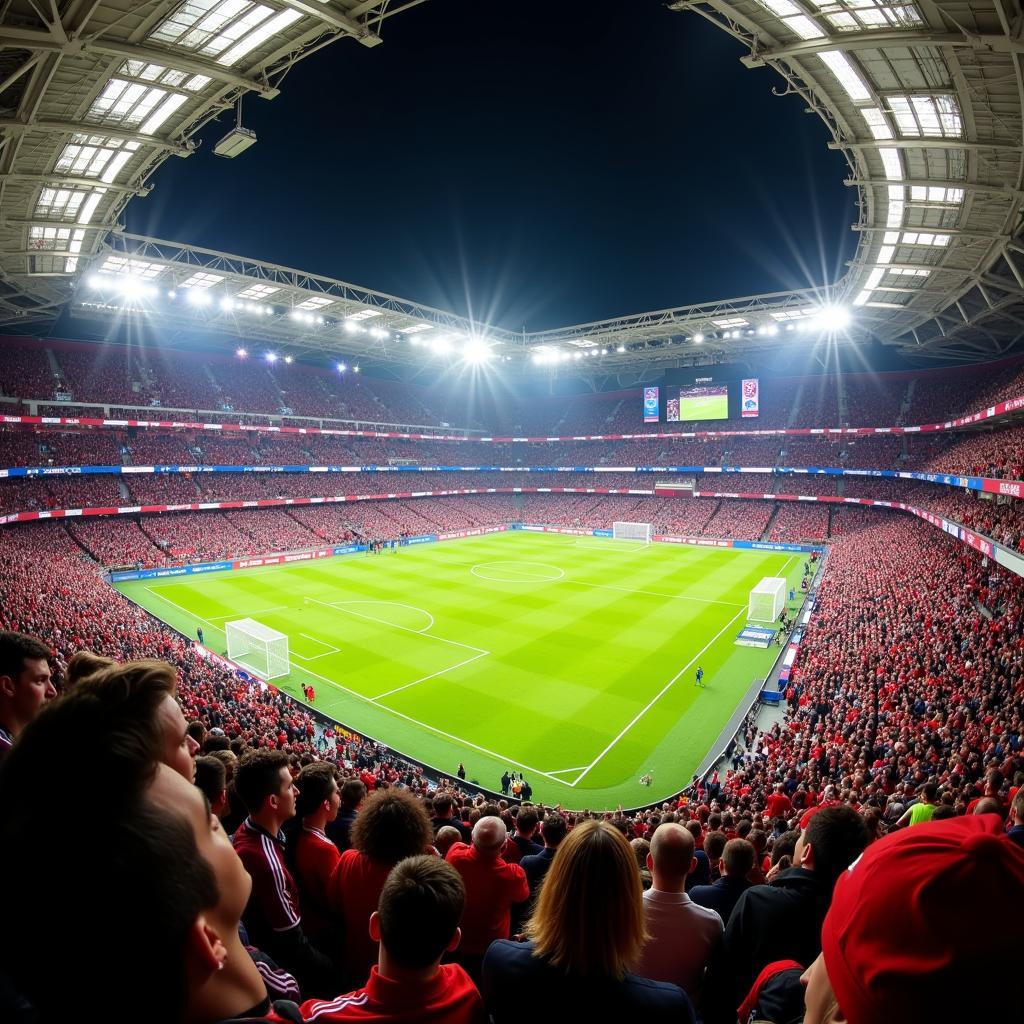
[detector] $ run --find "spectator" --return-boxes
[764,782,792,822]
[504,807,542,863]
[706,806,870,1020]
[0,630,55,759]
[435,825,464,859]
[482,820,695,1022]
[689,838,756,925]
[329,788,434,985]
[798,816,1024,1024]
[327,777,365,853]
[521,813,567,894]
[635,823,722,1004]
[0,660,283,1024]
[445,816,529,979]
[1009,790,1024,848]
[292,762,342,948]
[233,748,334,995]
[432,791,471,842]
[195,754,229,818]
[895,781,940,828]
[291,856,484,1023]
[64,649,114,688]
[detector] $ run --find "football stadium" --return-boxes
[1,2,1023,1023]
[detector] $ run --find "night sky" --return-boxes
[124,0,858,334]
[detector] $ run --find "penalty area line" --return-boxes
[569,607,746,788]
[369,650,490,700]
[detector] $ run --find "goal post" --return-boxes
[225,618,290,680]
[748,577,786,622]
[612,521,652,544]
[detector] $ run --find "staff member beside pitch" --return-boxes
[695,665,705,688]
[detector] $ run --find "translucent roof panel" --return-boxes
[148,1,303,67]
[909,185,965,204]
[28,226,85,253]
[888,95,963,138]
[345,308,383,320]
[712,317,749,327]
[86,79,169,130]
[180,271,224,288]
[818,51,870,102]
[296,295,334,310]
[34,187,87,221]
[400,323,433,333]
[811,0,923,32]
[100,256,166,279]
[237,283,280,298]
[54,135,140,182]
[118,60,211,92]
[757,0,825,39]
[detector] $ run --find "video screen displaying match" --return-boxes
[666,384,729,422]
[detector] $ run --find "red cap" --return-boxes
[821,814,1024,1024]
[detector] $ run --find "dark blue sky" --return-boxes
[125,0,857,333]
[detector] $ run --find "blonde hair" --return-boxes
[526,820,647,979]
[65,650,116,689]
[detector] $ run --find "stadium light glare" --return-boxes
[694,333,704,343]
[353,365,360,373]
[813,305,852,331]
[236,347,247,358]
[337,362,347,373]
[284,355,293,364]
[462,338,495,365]
[617,345,626,353]
[167,290,177,300]
[220,297,235,311]
[186,288,211,307]
[265,352,278,363]
[86,274,104,289]
[344,320,363,334]
[767,325,779,336]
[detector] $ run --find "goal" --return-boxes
[748,577,786,622]
[225,619,290,680]
[612,521,652,544]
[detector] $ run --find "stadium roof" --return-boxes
[2,0,1023,372]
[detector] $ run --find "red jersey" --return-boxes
[765,793,793,820]
[329,850,394,980]
[294,826,341,940]
[444,843,529,955]
[291,964,484,1023]
[233,817,302,944]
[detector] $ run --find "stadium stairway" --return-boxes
[761,504,781,541]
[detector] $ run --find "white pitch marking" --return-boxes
[569,607,746,788]
[332,600,435,633]
[470,561,565,583]
[370,650,489,700]
[564,579,745,608]
[207,604,288,621]
[305,597,487,655]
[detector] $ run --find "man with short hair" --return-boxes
[327,777,366,852]
[689,838,755,925]
[446,816,529,977]
[293,856,484,1023]
[707,805,870,1021]
[1008,789,1024,848]
[895,781,940,828]
[293,762,342,947]
[234,748,334,994]
[521,814,567,894]
[432,792,471,842]
[0,630,55,760]
[504,807,542,863]
[636,823,723,1003]
[195,753,229,818]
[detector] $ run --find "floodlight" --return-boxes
[87,274,104,289]
[186,289,211,306]
[757,326,767,336]
[600,348,608,355]
[353,365,360,373]
[813,305,852,331]
[617,345,625,353]
[338,363,347,372]
[220,297,235,311]
[344,320,362,334]
[236,347,248,358]
[694,333,704,343]
[265,352,278,363]
[463,338,494,365]
[167,290,177,300]
[284,355,293,364]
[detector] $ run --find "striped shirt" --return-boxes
[234,818,303,944]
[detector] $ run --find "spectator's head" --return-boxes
[295,761,339,824]
[434,825,462,858]
[471,815,508,858]
[721,838,756,879]
[194,754,228,816]
[0,630,55,743]
[772,829,801,865]
[340,777,366,810]
[526,820,646,979]
[794,806,870,886]
[432,792,455,818]
[0,661,263,1024]
[235,748,297,831]
[1013,788,1024,827]
[64,649,115,688]
[351,788,433,865]
[515,808,540,838]
[82,659,197,782]
[973,797,1001,816]
[541,813,568,849]
[647,822,695,891]
[704,829,728,863]
[369,855,465,975]
[803,816,1024,1024]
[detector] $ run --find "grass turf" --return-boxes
[115,531,805,808]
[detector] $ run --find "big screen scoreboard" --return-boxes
[642,376,760,423]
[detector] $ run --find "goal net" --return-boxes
[225,618,290,680]
[612,521,652,544]
[749,577,786,622]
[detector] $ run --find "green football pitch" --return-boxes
[115,532,805,808]
[679,393,729,421]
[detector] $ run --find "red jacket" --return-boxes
[445,843,529,955]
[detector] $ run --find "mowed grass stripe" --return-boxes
[119,533,805,806]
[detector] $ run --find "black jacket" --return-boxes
[689,874,753,927]
[704,867,832,1023]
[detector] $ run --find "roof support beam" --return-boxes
[831,139,1022,154]
[0,171,150,195]
[0,119,192,155]
[742,30,1024,67]
[844,178,1020,198]
[277,0,381,45]
[853,226,1011,241]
